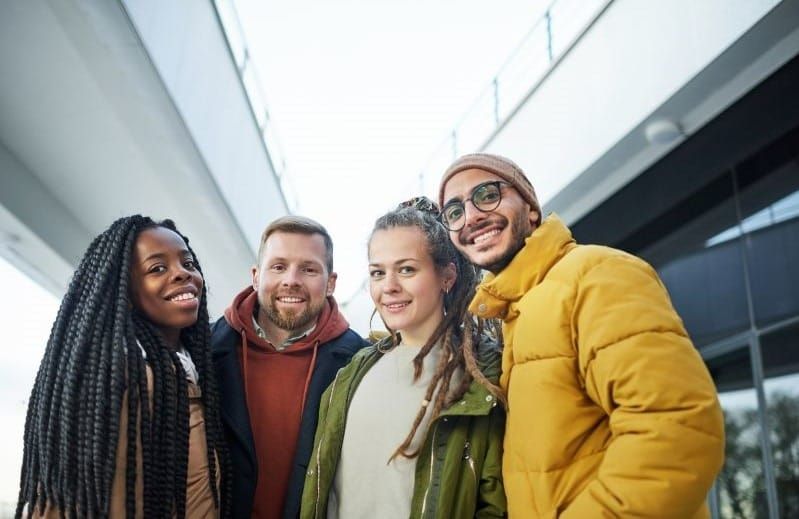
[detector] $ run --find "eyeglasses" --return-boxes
[398,196,441,217]
[440,181,508,231]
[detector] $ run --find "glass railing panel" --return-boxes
[214,0,247,68]
[418,0,611,188]
[495,26,550,122]
[420,139,457,198]
[241,62,267,130]
[549,0,603,58]
[213,0,296,211]
[456,89,500,155]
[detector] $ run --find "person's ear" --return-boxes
[442,262,457,292]
[251,265,259,291]
[529,209,540,229]
[326,272,338,296]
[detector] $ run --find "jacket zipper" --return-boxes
[464,440,476,488]
[314,368,343,518]
[419,423,438,518]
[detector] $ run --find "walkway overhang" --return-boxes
[0,1,286,315]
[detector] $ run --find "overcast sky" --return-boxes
[0,255,58,506]
[233,0,547,303]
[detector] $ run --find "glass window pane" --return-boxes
[640,176,750,348]
[707,347,769,518]
[735,126,799,328]
[761,322,799,518]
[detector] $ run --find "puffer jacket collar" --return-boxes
[470,213,576,320]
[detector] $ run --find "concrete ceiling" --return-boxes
[0,0,264,315]
[543,0,799,225]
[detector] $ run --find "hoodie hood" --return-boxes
[223,286,350,353]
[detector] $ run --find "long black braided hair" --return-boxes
[16,215,230,518]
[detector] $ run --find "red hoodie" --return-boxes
[223,287,350,519]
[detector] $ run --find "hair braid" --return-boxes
[171,353,190,518]
[124,338,141,518]
[370,203,506,462]
[172,223,231,516]
[16,215,229,518]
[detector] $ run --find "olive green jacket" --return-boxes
[300,337,507,518]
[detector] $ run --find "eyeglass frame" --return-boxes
[440,180,511,231]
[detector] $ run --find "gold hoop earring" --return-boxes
[369,307,380,329]
[369,307,395,346]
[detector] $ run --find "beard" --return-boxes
[461,210,533,274]
[262,293,326,333]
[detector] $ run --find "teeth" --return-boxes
[278,297,303,303]
[386,302,409,309]
[473,229,500,244]
[170,292,196,301]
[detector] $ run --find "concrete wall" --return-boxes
[0,0,291,315]
[122,0,288,251]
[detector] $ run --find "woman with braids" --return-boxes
[16,215,229,518]
[300,197,507,518]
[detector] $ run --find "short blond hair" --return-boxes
[257,216,334,273]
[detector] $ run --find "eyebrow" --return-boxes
[444,181,495,207]
[270,257,323,266]
[141,249,191,263]
[443,194,463,207]
[369,258,420,267]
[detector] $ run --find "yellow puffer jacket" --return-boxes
[470,214,724,518]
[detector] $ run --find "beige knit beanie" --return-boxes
[438,153,542,225]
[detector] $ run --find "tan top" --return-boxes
[33,366,219,518]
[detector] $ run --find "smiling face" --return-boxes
[252,231,337,342]
[129,226,204,348]
[441,168,539,273]
[368,226,456,346]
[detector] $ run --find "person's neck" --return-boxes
[160,329,181,351]
[397,319,441,348]
[257,311,316,347]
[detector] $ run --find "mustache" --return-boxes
[459,216,507,244]
[270,289,310,300]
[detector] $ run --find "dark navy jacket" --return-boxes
[211,317,367,519]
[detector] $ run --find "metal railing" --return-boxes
[418,0,612,196]
[212,0,298,212]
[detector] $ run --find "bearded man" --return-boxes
[212,216,366,519]
[439,153,724,518]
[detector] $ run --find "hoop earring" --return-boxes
[369,307,398,349]
[369,307,380,330]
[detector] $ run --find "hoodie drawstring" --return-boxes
[241,330,319,419]
[239,328,251,409]
[300,340,320,417]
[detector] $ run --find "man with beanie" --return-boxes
[439,153,724,518]
[211,216,367,519]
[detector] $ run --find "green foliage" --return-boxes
[717,390,799,518]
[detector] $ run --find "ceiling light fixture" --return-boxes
[644,118,684,145]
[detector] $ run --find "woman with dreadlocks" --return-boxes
[16,215,229,518]
[300,197,507,518]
